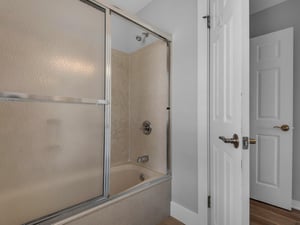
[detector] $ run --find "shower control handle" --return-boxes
[142,121,152,135]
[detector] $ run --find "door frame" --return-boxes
[197,0,209,224]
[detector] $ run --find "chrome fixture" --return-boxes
[137,155,149,163]
[139,173,145,181]
[142,120,152,135]
[242,137,257,150]
[136,32,149,43]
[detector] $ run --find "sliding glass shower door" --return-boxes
[0,1,107,224]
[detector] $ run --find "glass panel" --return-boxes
[0,0,105,99]
[110,14,169,196]
[0,102,104,225]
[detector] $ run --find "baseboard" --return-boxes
[292,200,300,211]
[170,201,200,225]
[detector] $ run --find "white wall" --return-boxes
[250,0,289,15]
[111,14,156,53]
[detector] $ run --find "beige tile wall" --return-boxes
[111,49,130,166]
[129,41,169,174]
[111,41,169,174]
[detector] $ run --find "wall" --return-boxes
[250,0,289,14]
[111,41,168,174]
[138,0,199,213]
[111,14,157,53]
[250,0,300,201]
[111,49,130,166]
[129,41,168,174]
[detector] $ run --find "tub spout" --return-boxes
[137,155,149,163]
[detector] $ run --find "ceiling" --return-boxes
[250,0,290,14]
[104,0,153,13]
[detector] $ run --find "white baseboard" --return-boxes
[292,200,300,211]
[170,201,200,225]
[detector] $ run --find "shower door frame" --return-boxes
[17,1,172,224]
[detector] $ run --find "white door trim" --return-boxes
[197,0,209,224]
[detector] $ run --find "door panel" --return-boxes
[257,134,279,187]
[0,0,105,99]
[210,0,249,224]
[0,0,107,224]
[250,28,293,210]
[0,102,105,225]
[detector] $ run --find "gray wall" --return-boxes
[138,0,199,212]
[251,0,300,201]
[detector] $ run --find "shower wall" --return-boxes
[111,40,168,174]
[129,41,168,174]
[111,49,130,166]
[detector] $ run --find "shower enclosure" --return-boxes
[0,0,171,224]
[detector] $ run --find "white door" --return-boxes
[250,28,294,210]
[210,0,249,224]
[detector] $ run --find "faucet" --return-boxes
[137,155,149,163]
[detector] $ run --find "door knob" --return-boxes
[219,134,239,149]
[273,124,290,132]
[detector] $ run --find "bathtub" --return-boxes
[54,164,171,225]
[110,163,163,196]
[1,163,168,225]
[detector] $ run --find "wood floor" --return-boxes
[158,200,300,225]
[251,200,300,225]
[158,216,185,225]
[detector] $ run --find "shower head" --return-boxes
[136,32,149,43]
[136,35,142,42]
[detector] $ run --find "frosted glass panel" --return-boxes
[0,0,105,99]
[0,102,104,225]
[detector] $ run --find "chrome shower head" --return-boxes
[136,35,142,42]
[136,32,149,43]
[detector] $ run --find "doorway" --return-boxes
[249,0,300,223]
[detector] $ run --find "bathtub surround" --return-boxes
[111,40,168,175]
[55,179,171,225]
[129,40,168,174]
[111,49,130,166]
[0,0,172,224]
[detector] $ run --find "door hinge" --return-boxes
[208,195,211,208]
[202,15,211,29]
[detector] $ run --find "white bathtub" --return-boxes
[110,163,163,196]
